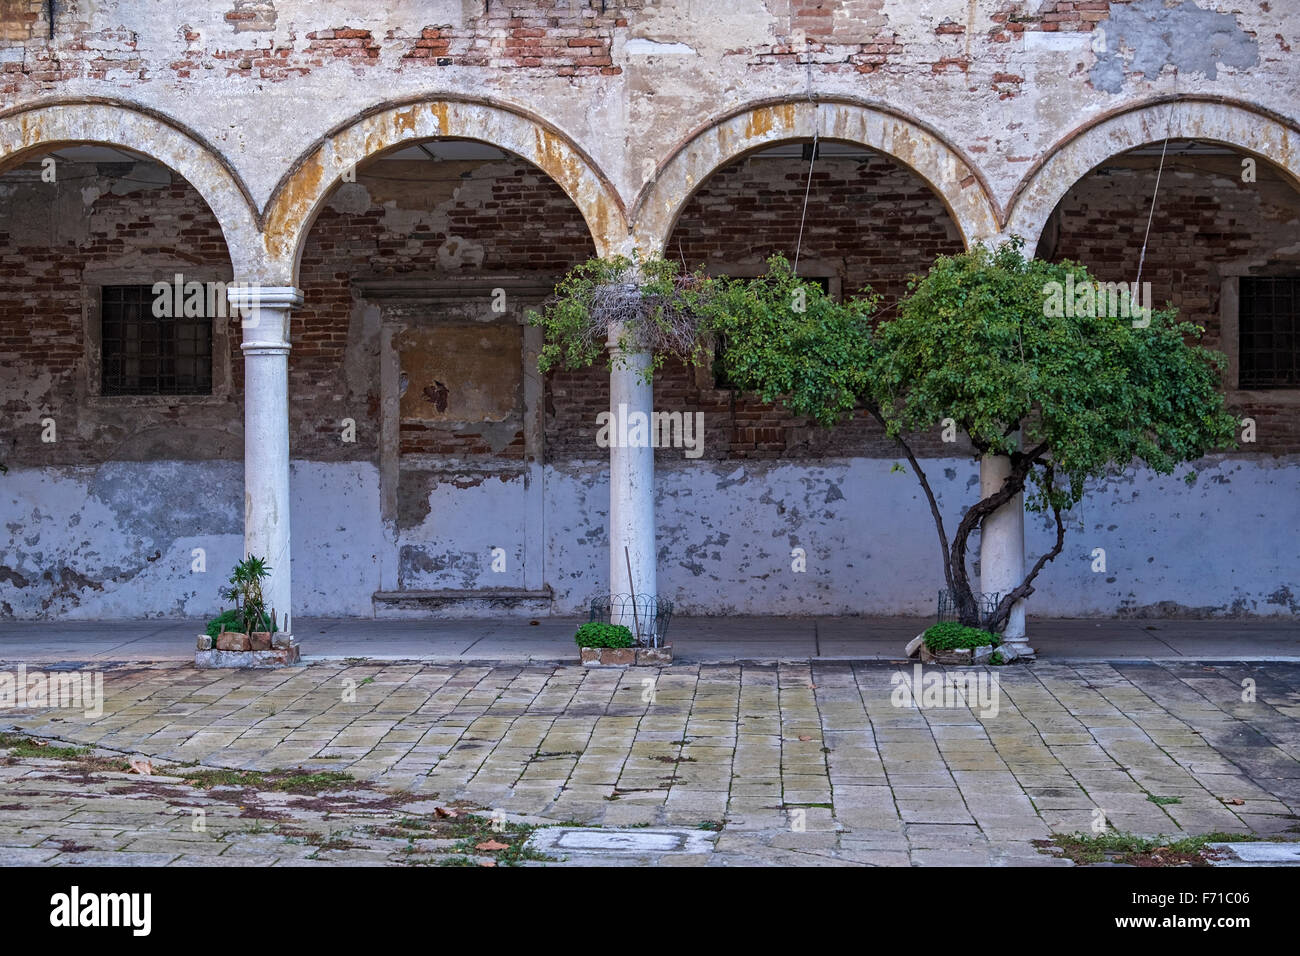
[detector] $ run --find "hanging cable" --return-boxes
[1134,106,1175,290]
[793,128,818,274]
[794,38,819,274]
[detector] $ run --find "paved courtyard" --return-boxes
[2,657,1298,865]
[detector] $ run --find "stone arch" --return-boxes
[633,97,1000,252]
[263,98,629,284]
[1005,97,1300,253]
[0,98,263,276]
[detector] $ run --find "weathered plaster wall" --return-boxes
[6,455,1292,620]
[0,461,244,619]
[0,460,383,619]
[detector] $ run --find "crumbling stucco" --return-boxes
[1092,0,1259,95]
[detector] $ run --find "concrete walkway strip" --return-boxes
[0,617,1297,663]
[1207,842,1300,865]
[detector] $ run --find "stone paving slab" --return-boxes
[0,658,1298,866]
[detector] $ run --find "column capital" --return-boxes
[232,286,303,353]
[227,285,304,310]
[241,340,292,356]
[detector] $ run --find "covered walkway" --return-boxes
[1,616,1297,664]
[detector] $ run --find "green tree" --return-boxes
[874,241,1238,631]
[698,255,879,424]
[712,242,1237,634]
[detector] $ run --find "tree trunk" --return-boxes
[948,452,1036,631]
[985,464,1067,633]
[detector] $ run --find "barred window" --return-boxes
[101,285,212,395]
[1239,277,1299,389]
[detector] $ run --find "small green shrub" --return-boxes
[205,608,241,638]
[924,621,1000,651]
[575,622,635,648]
[205,605,276,638]
[207,555,278,636]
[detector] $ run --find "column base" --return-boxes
[999,640,1036,662]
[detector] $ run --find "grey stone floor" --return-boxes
[2,657,1298,866]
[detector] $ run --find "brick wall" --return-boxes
[7,146,1296,469]
[400,16,623,76]
[1045,150,1300,454]
[296,157,596,459]
[0,153,597,465]
[623,150,965,462]
[0,160,237,466]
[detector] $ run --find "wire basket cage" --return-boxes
[936,589,1003,629]
[589,593,674,648]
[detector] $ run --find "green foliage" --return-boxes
[923,621,1000,651]
[869,239,1238,512]
[0,732,91,760]
[698,255,879,425]
[529,253,709,381]
[1045,830,1263,865]
[214,555,277,635]
[529,253,877,404]
[205,608,242,639]
[575,621,635,648]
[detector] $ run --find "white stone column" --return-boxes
[980,451,1031,655]
[607,323,656,640]
[229,286,302,635]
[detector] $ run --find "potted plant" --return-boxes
[196,556,300,667]
[575,621,636,667]
[214,555,276,650]
[916,622,1002,666]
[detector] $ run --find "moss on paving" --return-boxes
[0,731,92,761]
[1039,830,1272,866]
[181,768,355,793]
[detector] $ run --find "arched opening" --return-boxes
[1031,137,1300,615]
[261,99,627,283]
[292,137,599,614]
[1039,138,1300,439]
[646,138,968,615]
[0,144,243,618]
[634,98,999,252]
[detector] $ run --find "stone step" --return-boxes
[371,587,554,618]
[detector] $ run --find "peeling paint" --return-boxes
[1092,0,1259,94]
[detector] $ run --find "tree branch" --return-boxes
[869,407,953,592]
[948,452,1036,626]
